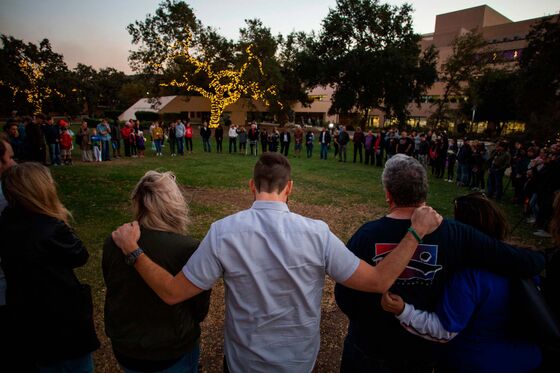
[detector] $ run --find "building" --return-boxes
[119,86,339,126]
[366,5,550,132]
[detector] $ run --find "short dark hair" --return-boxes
[253,152,291,193]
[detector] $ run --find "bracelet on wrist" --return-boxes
[407,226,423,244]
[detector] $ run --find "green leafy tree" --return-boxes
[0,35,73,114]
[307,0,438,126]
[518,14,560,141]
[237,20,310,124]
[463,69,519,136]
[431,31,490,128]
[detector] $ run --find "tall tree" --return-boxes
[160,30,278,128]
[0,35,70,114]
[518,14,560,141]
[128,1,291,126]
[462,69,519,136]
[431,31,490,128]
[308,0,437,126]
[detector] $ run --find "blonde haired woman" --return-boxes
[0,163,99,372]
[103,171,210,373]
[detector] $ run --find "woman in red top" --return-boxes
[185,122,193,153]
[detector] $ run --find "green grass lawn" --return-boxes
[48,143,550,371]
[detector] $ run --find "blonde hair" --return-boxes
[131,170,189,235]
[1,162,71,224]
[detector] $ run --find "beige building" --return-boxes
[119,86,339,126]
[366,5,549,131]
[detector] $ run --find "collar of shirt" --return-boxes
[251,200,289,212]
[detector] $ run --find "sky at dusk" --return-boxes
[0,0,558,74]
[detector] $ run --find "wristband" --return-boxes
[407,227,423,244]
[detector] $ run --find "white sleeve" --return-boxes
[396,303,458,343]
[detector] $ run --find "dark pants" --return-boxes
[261,141,268,153]
[320,143,329,160]
[216,138,223,153]
[177,137,184,155]
[487,168,505,200]
[185,138,193,152]
[376,150,383,167]
[281,142,289,156]
[229,138,237,153]
[365,148,373,165]
[353,143,363,163]
[101,140,111,161]
[202,138,211,152]
[124,142,131,157]
[339,144,347,162]
[112,140,121,158]
[447,159,456,180]
[340,336,434,373]
[169,137,176,154]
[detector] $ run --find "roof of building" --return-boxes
[118,96,178,121]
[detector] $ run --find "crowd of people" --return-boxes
[2,109,560,372]
[1,121,560,372]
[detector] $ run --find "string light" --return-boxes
[0,58,63,112]
[151,29,281,128]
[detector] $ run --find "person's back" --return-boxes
[103,228,209,370]
[183,201,358,372]
[0,163,99,370]
[439,268,541,373]
[103,171,210,372]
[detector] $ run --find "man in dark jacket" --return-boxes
[318,127,331,160]
[280,129,291,157]
[43,116,61,166]
[353,127,365,163]
[338,126,350,162]
[200,122,212,152]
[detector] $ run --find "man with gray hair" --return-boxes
[335,154,545,373]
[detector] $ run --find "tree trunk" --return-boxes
[209,98,223,129]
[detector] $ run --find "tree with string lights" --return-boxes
[128,0,290,127]
[155,31,279,128]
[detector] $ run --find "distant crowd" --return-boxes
[4,111,560,238]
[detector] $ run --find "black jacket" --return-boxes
[102,228,211,364]
[0,208,99,365]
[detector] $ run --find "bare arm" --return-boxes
[341,206,442,293]
[112,222,204,305]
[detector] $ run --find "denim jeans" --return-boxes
[202,139,211,152]
[39,352,94,373]
[101,140,111,161]
[176,137,184,155]
[249,140,258,156]
[487,168,505,200]
[154,139,163,153]
[229,138,237,153]
[48,143,61,165]
[320,143,329,159]
[122,346,200,373]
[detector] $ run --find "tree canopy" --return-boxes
[304,0,438,126]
